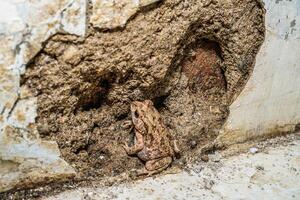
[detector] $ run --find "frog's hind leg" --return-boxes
[137,157,172,176]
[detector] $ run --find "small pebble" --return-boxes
[190,140,197,149]
[201,155,209,162]
[210,153,222,162]
[256,165,264,170]
[249,147,259,154]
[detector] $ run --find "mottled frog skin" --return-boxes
[123,100,179,176]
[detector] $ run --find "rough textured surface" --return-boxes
[0,0,86,193]
[90,0,161,29]
[23,0,265,181]
[1,0,300,197]
[217,0,300,146]
[39,133,300,200]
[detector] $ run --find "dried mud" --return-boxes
[22,0,265,182]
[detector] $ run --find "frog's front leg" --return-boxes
[137,157,172,176]
[122,131,144,155]
[173,140,180,154]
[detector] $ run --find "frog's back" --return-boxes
[138,128,174,160]
[136,102,174,160]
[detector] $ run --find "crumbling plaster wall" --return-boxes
[0,0,161,193]
[216,0,300,146]
[0,0,299,193]
[0,0,88,192]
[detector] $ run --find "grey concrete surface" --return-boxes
[43,134,300,200]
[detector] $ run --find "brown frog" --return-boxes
[123,100,179,176]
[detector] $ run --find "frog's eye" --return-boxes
[134,110,139,118]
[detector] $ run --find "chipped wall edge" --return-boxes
[217,0,300,147]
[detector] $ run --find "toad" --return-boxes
[123,100,179,176]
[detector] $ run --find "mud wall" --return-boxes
[0,0,164,192]
[0,0,298,194]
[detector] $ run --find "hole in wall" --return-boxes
[182,39,226,95]
[21,0,265,185]
[152,95,169,111]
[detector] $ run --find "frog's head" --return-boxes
[130,100,153,134]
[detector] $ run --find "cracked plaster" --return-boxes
[0,0,163,192]
[0,0,86,192]
[90,0,161,29]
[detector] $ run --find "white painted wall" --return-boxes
[218,0,300,145]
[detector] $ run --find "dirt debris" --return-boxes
[18,0,265,190]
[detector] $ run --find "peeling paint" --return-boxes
[0,0,86,193]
